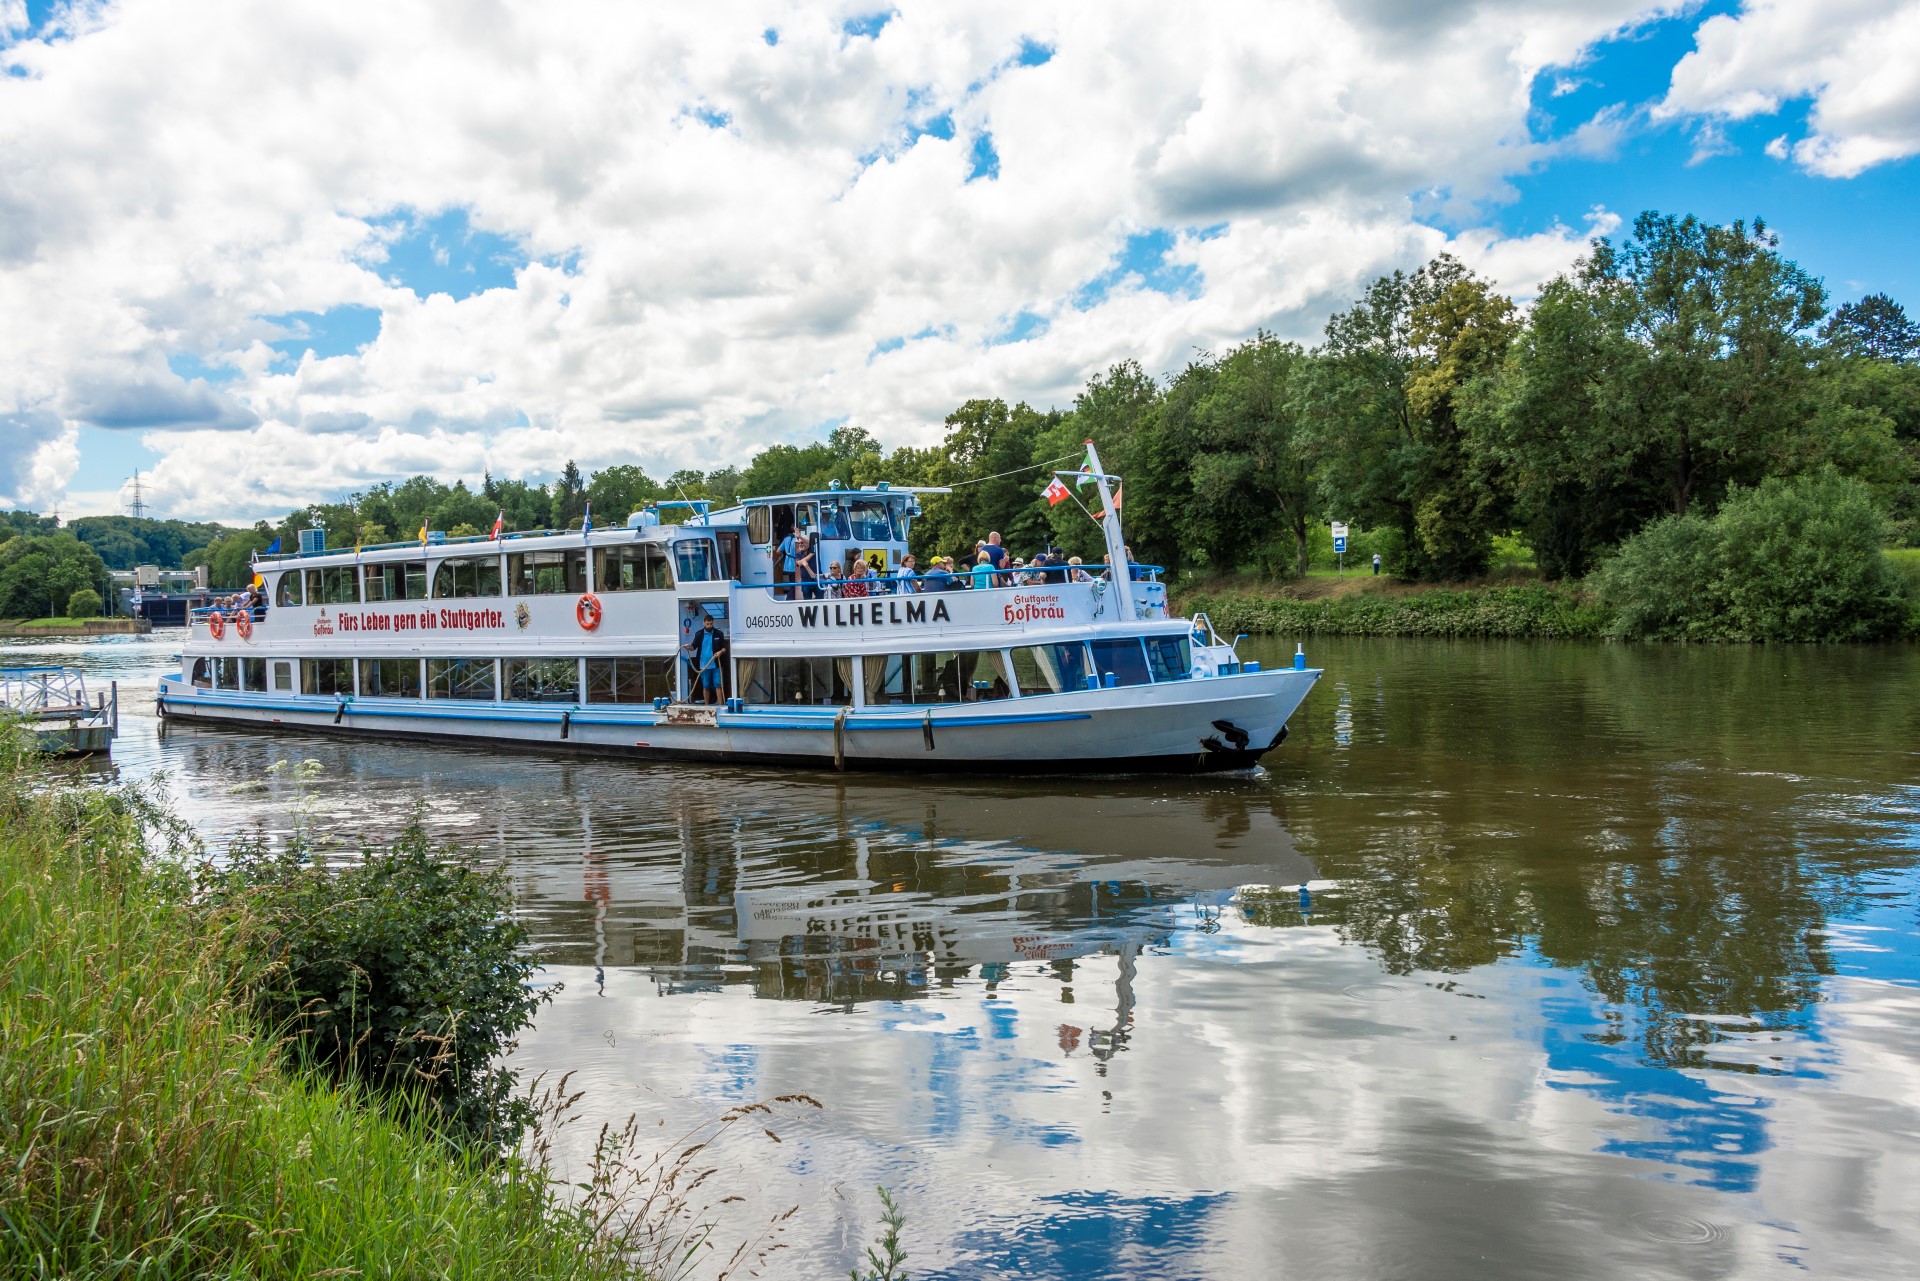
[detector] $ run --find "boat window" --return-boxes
[746,506,772,546]
[242,658,268,692]
[432,555,502,599]
[427,657,496,700]
[585,657,676,704]
[594,544,673,592]
[274,572,302,608]
[818,502,850,541]
[214,657,239,690]
[738,656,853,707]
[673,540,717,583]
[1009,643,1091,696]
[300,658,354,696]
[304,566,361,605]
[507,549,588,595]
[860,651,1011,705]
[358,658,422,698]
[190,657,211,688]
[503,657,580,703]
[365,560,429,602]
[1144,635,1192,682]
[848,499,895,543]
[272,661,293,691]
[1088,638,1152,688]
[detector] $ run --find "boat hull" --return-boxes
[156,668,1318,775]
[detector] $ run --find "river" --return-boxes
[6,632,1918,1280]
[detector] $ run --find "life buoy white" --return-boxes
[576,593,603,631]
[234,610,253,640]
[207,611,225,640]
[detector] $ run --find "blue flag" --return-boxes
[264,537,281,555]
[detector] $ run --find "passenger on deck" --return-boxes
[793,533,820,600]
[843,552,872,598]
[971,552,996,590]
[776,529,806,599]
[921,557,951,591]
[982,531,1010,585]
[897,553,919,592]
[1067,556,1093,583]
[683,614,729,706]
[823,560,845,598]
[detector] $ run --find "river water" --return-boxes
[8,632,1919,1280]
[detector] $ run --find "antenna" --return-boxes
[126,470,149,521]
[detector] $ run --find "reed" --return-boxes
[0,728,637,1279]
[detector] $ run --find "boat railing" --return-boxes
[751,563,1163,601]
[251,523,681,565]
[189,604,267,622]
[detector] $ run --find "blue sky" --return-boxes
[4,1,1917,521]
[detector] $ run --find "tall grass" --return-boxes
[1179,582,1611,640]
[0,728,640,1279]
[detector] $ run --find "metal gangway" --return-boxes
[1,666,119,756]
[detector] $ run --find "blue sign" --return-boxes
[1332,536,1348,555]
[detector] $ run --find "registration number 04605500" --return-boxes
[743,614,793,628]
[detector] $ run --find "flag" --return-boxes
[490,510,504,540]
[1043,477,1070,507]
[582,503,592,536]
[264,537,281,556]
[417,519,429,545]
[1096,482,1124,520]
[1075,442,1098,488]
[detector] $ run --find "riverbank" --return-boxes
[1177,576,1613,640]
[0,738,640,1278]
[0,617,150,637]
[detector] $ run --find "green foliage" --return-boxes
[64,587,101,618]
[1595,470,1913,641]
[1182,583,1610,639]
[0,740,640,1279]
[66,514,235,570]
[201,821,552,1151]
[0,532,107,620]
[850,1186,909,1281]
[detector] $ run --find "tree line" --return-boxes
[8,209,1916,609]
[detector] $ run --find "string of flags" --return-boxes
[1043,443,1122,519]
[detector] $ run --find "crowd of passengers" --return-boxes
[775,529,1145,599]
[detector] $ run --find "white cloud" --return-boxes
[1659,0,1920,178]
[0,0,1671,521]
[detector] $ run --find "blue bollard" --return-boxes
[1103,672,1118,688]
[1293,644,1306,671]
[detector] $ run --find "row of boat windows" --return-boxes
[188,637,1192,705]
[277,544,707,607]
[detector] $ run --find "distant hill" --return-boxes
[1,513,236,571]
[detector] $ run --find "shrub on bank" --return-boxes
[201,825,551,1151]
[64,587,101,618]
[1594,471,1914,642]
[1180,582,1611,640]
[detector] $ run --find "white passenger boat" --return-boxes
[159,444,1321,772]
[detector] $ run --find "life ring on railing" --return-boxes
[234,610,253,640]
[575,592,603,631]
[207,611,225,640]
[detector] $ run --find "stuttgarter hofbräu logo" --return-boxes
[515,602,532,631]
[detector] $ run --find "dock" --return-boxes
[1,667,118,757]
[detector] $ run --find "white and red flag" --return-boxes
[490,510,504,540]
[1043,476,1071,507]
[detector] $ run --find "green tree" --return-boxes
[0,534,108,619]
[65,588,102,618]
[547,461,585,529]
[1822,292,1920,362]
[1186,334,1320,576]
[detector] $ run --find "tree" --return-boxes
[66,588,102,618]
[0,534,107,620]
[548,460,585,529]
[1822,292,1920,362]
[1314,254,1517,579]
[585,465,661,521]
[1185,334,1320,576]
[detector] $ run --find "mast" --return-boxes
[1082,439,1135,621]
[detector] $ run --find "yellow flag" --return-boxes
[417,519,429,545]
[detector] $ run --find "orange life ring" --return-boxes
[234,610,253,640]
[207,611,225,640]
[576,592,603,631]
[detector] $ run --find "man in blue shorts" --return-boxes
[684,613,729,705]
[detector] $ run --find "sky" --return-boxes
[2,0,1918,525]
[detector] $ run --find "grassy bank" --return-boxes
[1178,578,1612,640]
[0,617,147,636]
[0,736,638,1278]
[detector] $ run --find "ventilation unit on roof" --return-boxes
[299,528,326,554]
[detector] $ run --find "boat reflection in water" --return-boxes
[513,770,1315,1013]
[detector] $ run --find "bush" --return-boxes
[1595,471,1913,641]
[1181,582,1610,639]
[203,824,551,1151]
[65,587,102,618]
